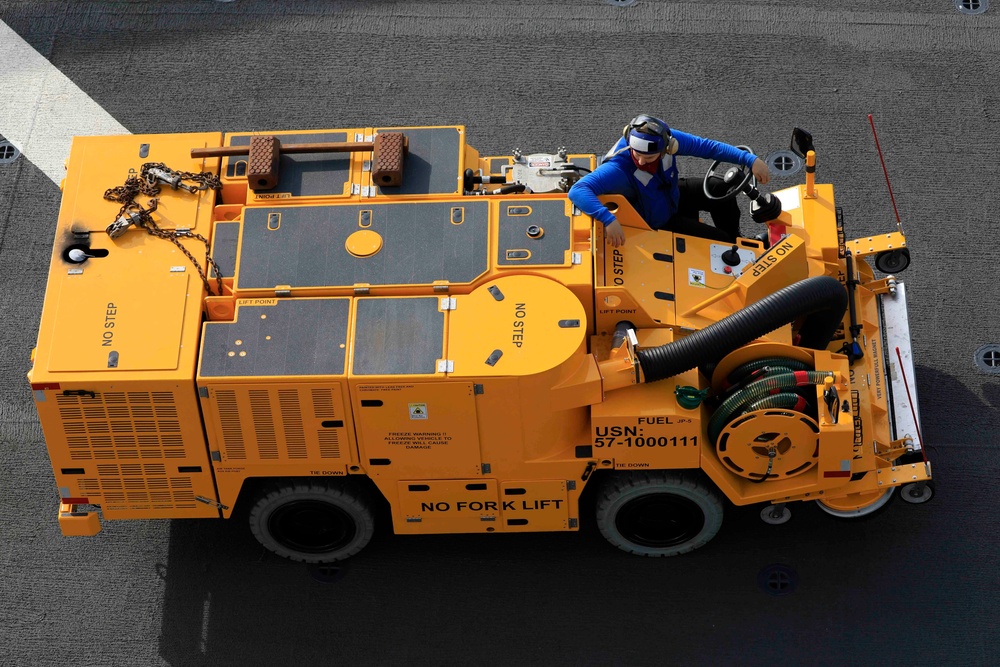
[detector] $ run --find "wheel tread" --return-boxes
[249,480,375,563]
[595,471,724,557]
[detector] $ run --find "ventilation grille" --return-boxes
[213,386,344,461]
[312,388,337,418]
[250,390,278,459]
[313,387,341,459]
[78,463,196,511]
[56,392,184,461]
[279,390,307,459]
[319,430,340,458]
[216,390,245,458]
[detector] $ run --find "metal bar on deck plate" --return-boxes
[191,141,374,158]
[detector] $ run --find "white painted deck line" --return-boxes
[0,20,129,184]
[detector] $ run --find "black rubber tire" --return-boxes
[249,482,375,563]
[900,480,935,504]
[874,248,910,273]
[595,472,724,557]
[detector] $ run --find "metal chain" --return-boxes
[103,163,224,296]
[139,161,223,194]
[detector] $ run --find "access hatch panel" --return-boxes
[237,201,489,291]
[373,126,463,196]
[199,298,350,378]
[352,297,444,376]
[448,275,586,377]
[47,271,190,373]
[58,133,221,233]
[497,200,572,266]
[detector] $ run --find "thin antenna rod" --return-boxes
[868,114,903,230]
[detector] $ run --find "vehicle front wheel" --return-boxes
[249,482,375,563]
[595,472,724,557]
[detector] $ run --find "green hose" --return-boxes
[716,358,810,406]
[724,357,810,387]
[709,371,833,445]
[746,392,804,412]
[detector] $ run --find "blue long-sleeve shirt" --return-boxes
[567,129,758,229]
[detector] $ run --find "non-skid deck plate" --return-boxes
[497,199,571,266]
[374,127,462,196]
[225,132,353,198]
[238,201,489,290]
[199,299,350,377]
[353,297,443,376]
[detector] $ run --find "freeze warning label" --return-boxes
[385,432,453,449]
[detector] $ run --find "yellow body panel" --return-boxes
[29,126,929,545]
[56,133,221,233]
[31,133,224,524]
[591,329,703,471]
[59,504,102,536]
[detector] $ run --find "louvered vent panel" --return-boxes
[215,389,245,459]
[312,388,337,418]
[311,388,342,459]
[249,390,278,459]
[278,390,307,459]
[55,392,184,461]
[318,431,341,459]
[79,463,194,510]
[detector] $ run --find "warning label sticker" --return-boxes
[385,431,451,448]
[409,403,428,419]
[689,268,707,287]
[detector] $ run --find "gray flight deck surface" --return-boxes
[1,2,998,665]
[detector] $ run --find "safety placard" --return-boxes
[409,403,428,419]
[689,268,707,287]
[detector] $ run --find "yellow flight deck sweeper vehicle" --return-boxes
[28,125,932,561]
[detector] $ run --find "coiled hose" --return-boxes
[635,276,847,383]
[720,356,810,390]
[708,370,833,445]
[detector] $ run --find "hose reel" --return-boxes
[709,357,831,482]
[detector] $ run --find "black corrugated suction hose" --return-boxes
[635,275,847,382]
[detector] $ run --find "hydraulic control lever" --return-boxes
[740,178,783,224]
[721,244,742,266]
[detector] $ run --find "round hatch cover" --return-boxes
[0,141,21,164]
[974,344,1000,374]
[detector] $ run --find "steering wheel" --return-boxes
[702,145,756,201]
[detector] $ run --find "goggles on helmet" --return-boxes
[628,116,669,137]
[626,115,671,155]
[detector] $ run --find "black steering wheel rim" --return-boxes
[702,145,756,201]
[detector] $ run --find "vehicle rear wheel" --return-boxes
[595,472,724,557]
[249,482,375,563]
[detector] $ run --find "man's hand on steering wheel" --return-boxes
[703,150,771,201]
[751,157,771,185]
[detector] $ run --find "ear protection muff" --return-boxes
[624,115,679,155]
[665,135,678,155]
